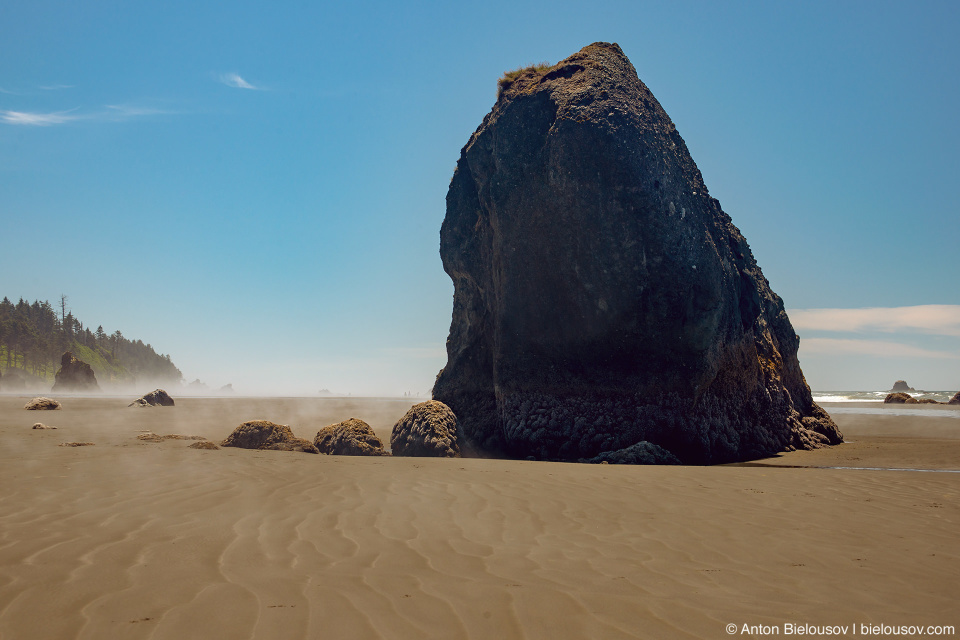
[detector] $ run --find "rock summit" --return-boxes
[433,42,841,464]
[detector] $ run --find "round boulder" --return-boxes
[390,401,462,458]
[221,420,319,453]
[189,441,220,450]
[884,392,917,404]
[129,389,175,407]
[25,397,62,410]
[314,418,386,456]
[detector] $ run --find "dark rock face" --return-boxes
[129,389,176,407]
[390,401,462,458]
[314,418,386,456]
[949,391,960,405]
[884,392,917,404]
[221,420,319,453]
[52,352,99,392]
[890,380,915,392]
[433,42,841,464]
[25,397,61,410]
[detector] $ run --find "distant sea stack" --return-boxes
[52,352,100,392]
[889,380,915,392]
[433,42,841,464]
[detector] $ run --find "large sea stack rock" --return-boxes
[52,352,100,392]
[433,42,841,464]
[890,380,915,392]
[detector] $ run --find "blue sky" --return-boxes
[2,0,958,394]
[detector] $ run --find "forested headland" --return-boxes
[0,296,182,389]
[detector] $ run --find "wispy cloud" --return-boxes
[38,84,75,91]
[0,104,173,126]
[788,305,960,337]
[0,109,79,126]
[218,72,259,90]
[799,338,958,360]
[104,104,172,120]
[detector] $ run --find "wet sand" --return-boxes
[0,396,957,639]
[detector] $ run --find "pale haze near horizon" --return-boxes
[2,0,957,396]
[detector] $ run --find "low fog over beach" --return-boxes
[1,395,957,638]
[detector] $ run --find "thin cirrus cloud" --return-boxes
[0,109,79,125]
[788,305,960,338]
[798,338,956,360]
[218,72,260,90]
[0,105,171,126]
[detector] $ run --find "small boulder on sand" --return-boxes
[32,423,57,429]
[587,441,681,465]
[137,432,205,442]
[25,397,61,410]
[188,441,220,450]
[390,401,462,458]
[884,392,918,404]
[314,418,386,456]
[59,442,94,447]
[129,389,175,407]
[221,420,319,453]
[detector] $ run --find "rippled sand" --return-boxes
[0,396,957,639]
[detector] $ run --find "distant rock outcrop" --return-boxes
[884,392,917,404]
[432,42,841,464]
[52,352,99,392]
[221,420,319,453]
[25,397,61,410]
[949,391,960,405]
[314,418,386,456]
[390,401,462,458]
[218,384,234,394]
[890,380,916,392]
[129,389,176,407]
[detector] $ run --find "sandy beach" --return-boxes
[0,396,957,639]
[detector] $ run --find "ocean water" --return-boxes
[812,390,957,403]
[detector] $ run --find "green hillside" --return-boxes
[0,297,182,386]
